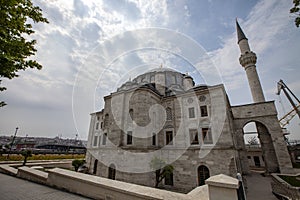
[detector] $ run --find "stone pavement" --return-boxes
[0,173,91,200]
[246,171,277,200]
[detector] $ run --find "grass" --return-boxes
[0,154,85,162]
[279,175,300,187]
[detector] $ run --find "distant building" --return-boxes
[86,21,293,192]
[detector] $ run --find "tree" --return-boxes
[0,0,49,106]
[72,159,85,172]
[290,0,300,27]
[150,157,174,188]
[247,136,259,145]
[21,149,32,166]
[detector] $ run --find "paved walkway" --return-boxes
[0,173,91,200]
[246,171,277,200]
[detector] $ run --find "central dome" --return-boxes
[117,67,195,95]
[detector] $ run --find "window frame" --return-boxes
[127,131,133,145]
[200,105,208,117]
[165,130,173,145]
[93,135,98,147]
[164,170,174,186]
[102,133,107,145]
[202,128,213,144]
[166,107,172,121]
[189,129,199,145]
[152,133,156,146]
[188,107,195,118]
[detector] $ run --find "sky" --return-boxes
[0,0,299,141]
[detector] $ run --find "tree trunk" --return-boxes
[155,170,160,188]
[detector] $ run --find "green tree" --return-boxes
[21,149,32,166]
[0,0,48,106]
[150,157,174,188]
[72,159,85,172]
[290,0,300,27]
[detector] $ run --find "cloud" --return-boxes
[209,0,293,93]
[1,0,299,140]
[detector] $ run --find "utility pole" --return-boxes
[7,127,19,159]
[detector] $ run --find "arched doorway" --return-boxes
[243,121,279,173]
[243,122,263,168]
[108,164,116,180]
[198,165,210,186]
[93,159,98,174]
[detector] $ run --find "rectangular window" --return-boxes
[189,129,199,145]
[95,122,99,130]
[152,133,156,146]
[102,133,107,145]
[165,171,174,186]
[127,131,133,145]
[188,107,195,118]
[98,136,102,146]
[93,136,98,147]
[200,105,208,117]
[166,131,173,145]
[202,128,213,144]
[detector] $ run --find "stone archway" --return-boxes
[232,102,293,174]
[243,121,279,173]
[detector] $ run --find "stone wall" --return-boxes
[271,173,300,199]
[0,163,239,200]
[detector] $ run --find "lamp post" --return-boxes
[7,127,18,159]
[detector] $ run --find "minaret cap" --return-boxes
[236,19,247,44]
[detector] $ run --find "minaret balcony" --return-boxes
[239,51,257,68]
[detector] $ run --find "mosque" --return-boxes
[85,21,293,192]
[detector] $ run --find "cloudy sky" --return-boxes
[0,0,299,141]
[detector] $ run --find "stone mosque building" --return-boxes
[85,21,293,192]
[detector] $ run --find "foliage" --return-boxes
[72,159,85,172]
[290,0,300,27]
[0,153,85,161]
[150,157,174,188]
[21,149,32,166]
[0,0,48,106]
[279,175,300,187]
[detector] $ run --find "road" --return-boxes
[246,171,277,200]
[0,173,91,200]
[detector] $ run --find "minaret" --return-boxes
[236,19,265,103]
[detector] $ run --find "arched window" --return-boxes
[129,109,134,120]
[108,164,116,180]
[104,114,109,127]
[166,107,172,120]
[93,159,98,174]
[198,165,210,186]
[165,169,174,186]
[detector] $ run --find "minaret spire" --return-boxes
[236,19,265,103]
[236,19,247,44]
